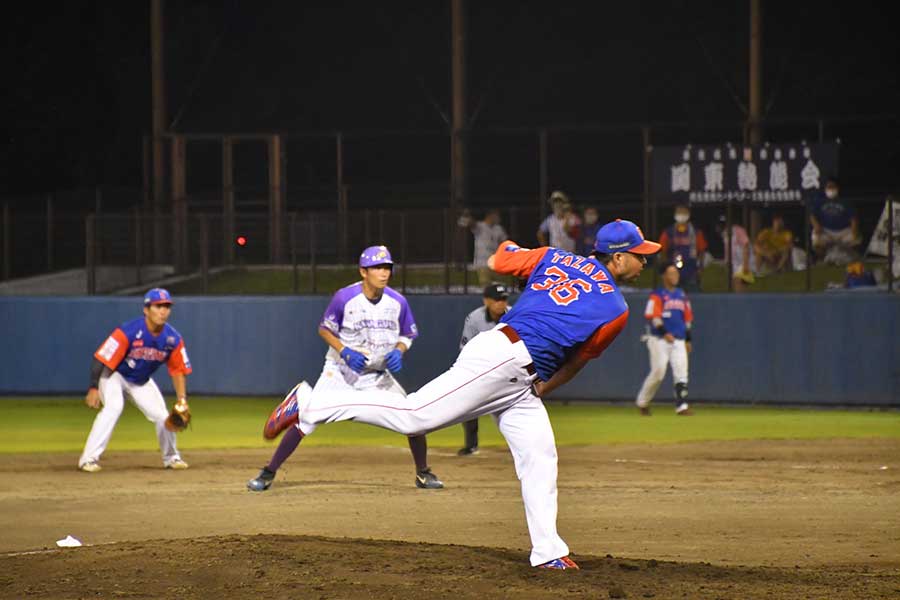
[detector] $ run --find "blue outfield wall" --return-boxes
[0,294,897,405]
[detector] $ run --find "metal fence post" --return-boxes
[94,187,103,267]
[86,214,96,295]
[200,215,209,294]
[46,194,54,272]
[509,205,519,243]
[309,212,318,294]
[538,128,548,220]
[135,206,143,287]
[726,199,733,293]
[291,212,298,294]
[400,211,408,294]
[443,208,451,294]
[2,204,10,280]
[804,199,812,292]
[888,195,895,293]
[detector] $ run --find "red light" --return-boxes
[236,236,247,246]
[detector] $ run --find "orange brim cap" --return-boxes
[629,240,662,254]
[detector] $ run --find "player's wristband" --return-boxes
[89,357,105,389]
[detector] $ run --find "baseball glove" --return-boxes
[164,399,191,432]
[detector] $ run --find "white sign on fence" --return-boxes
[866,197,900,256]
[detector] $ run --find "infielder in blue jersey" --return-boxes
[78,288,192,472]
[636,261,694,415]
[263,220,659,569]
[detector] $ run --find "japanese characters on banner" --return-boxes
[650,143,840,205]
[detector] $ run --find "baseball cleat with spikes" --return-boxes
[537,556,579,570]
[264,381,311,440]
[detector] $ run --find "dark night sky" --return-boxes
[2,1,898,200]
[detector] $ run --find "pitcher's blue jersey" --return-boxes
[494,242,629,381]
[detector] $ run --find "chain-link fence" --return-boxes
[1,116,897,294]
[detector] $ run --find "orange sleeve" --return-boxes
[94,328,129,371]
[167,339,193,376]
[695,229,708,254]
[577,310,629,360]
[644,293,662,321]
[490,240,550,278]
[684,298,694,324]
[658,230,670,254]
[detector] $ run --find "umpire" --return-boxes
[457,282,510,455]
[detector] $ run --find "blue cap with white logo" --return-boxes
[143,288,173,307]
[593,219,661,254]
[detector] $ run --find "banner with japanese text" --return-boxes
[650,143,839,205]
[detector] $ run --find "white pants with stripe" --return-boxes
[635,336,689,408]
[299,327,568,566]
[78,371,182,467]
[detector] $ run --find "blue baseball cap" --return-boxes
[143,288,173,307]
[359,245,393,268]
[593,219,661,254]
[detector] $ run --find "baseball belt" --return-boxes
[498,325,537,376]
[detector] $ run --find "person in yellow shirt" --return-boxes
[754,213,794,274]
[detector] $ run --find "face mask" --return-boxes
[825,189,838,200]
[674,213,689,224]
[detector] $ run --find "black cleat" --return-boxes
[415,468,444,489]
[247,466,276,492]
[457,446,480,456]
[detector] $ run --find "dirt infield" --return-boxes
[2,439,899,599]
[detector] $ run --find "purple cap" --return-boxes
[359,245,393,268]
[143,288,173,306]
[593,219,661,254]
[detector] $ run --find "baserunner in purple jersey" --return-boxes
[248,245,444,492]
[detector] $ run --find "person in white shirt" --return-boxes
[461,208,508,285]
[537,191,578,252]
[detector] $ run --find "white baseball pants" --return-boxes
[635,336,689,408]
[78,371,182,467]
[299,327,569,566]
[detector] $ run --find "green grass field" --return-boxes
[164,261,869,295]
[1,397,897,454]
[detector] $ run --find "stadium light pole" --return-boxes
[451,0,468,265]
[747,0,763,240]
[151,0,166,264]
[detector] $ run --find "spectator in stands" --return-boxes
[810,177,861,265]
[459,208,508,285]
[844,261,877,288]
[658,204,708,292]
[754,213,794,274]
[576,206,601,255]
[537,190,578,252]
[716,214,755,293]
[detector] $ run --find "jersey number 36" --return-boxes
[530,266,593,306]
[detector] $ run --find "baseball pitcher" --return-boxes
[257,220,659,569]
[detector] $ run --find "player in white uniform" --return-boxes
[248,245,444,491]
[255,220,660,569]
[635,262,694,415]
[78,288,192,472]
